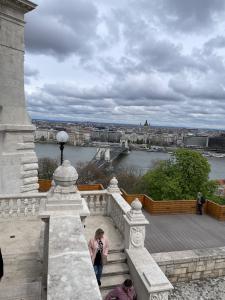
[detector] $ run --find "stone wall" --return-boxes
[152,247,225,283]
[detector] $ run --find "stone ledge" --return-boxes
[17,143,35,150]
[47,215,101,300]
[0,124,36,132]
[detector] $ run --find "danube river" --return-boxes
[35,143,225,180]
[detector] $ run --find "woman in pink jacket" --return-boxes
[88,228,109,286]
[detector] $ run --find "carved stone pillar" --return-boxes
[107,176,121,194]
[124,198,149,249]
[0,0,39,194]
[39,160,90,222]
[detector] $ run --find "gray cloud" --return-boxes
[25,0,98,60]
[134,0,225,32]
[25,0,225,128]
[204,36,225,55]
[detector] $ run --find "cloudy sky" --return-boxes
[25,0,225,129]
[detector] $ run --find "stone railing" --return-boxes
[0,189,129,222]
[44,215,101,300]
[80,190,109,215]
[0,193,47,217]
[108,193,131,236]
[122,199,173,300]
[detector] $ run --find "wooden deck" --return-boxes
[145,212,225,253]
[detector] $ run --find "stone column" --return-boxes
[124,198,149,249]
[0,0,39,194]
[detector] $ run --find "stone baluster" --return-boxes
[23,198,29,216]
[4,199,10,217]
[8,199,14,217]
[93,195,97,212]
[12,199,18,217]
[89,195,95,212]
[17,198,21,216]
[95,194,101,214]
[124,198,149,249]
[0,200,3,217]
[31,198,37,215]
[99,195,104,214]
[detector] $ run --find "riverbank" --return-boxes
[35,143,225,180]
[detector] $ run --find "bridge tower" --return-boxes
[120,138,129,149]
[96,147,110,162]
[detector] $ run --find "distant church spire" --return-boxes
[144,120,149,127]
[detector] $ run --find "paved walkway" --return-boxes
[144,212,225,253]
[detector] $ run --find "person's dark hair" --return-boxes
[123,279,133,288]
[95,228,104,239]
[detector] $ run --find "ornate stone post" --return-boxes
[124,198,149,249]
[124,199,173,300]
[40,160,90,221]
[107,176,121,193]
[0,0,39,194]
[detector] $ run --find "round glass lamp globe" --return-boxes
[56,131,69,143]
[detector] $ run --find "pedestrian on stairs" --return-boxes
[104,279,137,300]
[0,248,3,281]
[88,228,109,286]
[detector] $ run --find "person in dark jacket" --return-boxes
[196,192,205,215]
[0,248,3,281]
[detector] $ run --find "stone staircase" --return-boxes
[101,248,131,299]
[0,252,43,300]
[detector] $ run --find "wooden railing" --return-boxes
[38,179,104,192]
[206,200,225,221]
[122,189,225,221]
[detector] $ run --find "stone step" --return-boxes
[100,274,131,290]
[0,280,42,300]
[108,248,124,254]
[107,252,126,264]
[103,263,129,277]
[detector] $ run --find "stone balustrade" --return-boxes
[108,193,131,236]
[0,193,47,217]
[0,189,130,222]
[80,190,109,215]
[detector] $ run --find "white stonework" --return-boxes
[124,198,149,249]
[0,0,38,194]
[126,248,173,300]
[40,160,90,221]
[107,176,121,193]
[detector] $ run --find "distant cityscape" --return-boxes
[33,119,225,153]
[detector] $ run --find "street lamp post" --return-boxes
[56,131,69,165]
